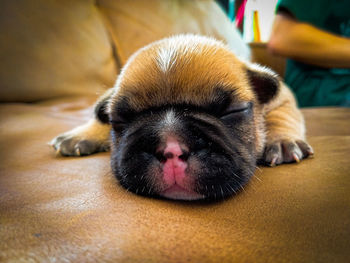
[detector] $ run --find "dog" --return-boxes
[50,35,313,201]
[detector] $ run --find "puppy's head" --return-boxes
[108,35,279,200]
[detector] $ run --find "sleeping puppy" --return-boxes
[50,35,313,201]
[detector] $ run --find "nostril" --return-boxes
[164,152,174,159]
[155,152,167,163]
[155,151,190,163]
[178,151,190,161]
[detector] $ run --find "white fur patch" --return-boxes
[245,62,279,78]
[157,47,177,72]
[162,109,177,127]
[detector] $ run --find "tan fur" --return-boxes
[52,34,311,165]
[109,35,254,112]
[264,82,305,141]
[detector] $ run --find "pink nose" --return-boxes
[160,137,189,187]
[163,140,188,160]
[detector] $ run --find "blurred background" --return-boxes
[217,0,279,42]
[0,0,282,103]
[0,0,349,106]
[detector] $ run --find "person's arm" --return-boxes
[268,14,350,68]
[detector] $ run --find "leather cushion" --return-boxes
[0,0,249,103]
[0,0,117,102]
[97,0,250,65]
[0,99,349,262]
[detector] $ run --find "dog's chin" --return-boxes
[159,184,205,200]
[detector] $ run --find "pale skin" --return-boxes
[268,14,350,68]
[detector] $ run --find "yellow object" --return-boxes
[253,10,261,42]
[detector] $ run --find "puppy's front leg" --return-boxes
[263,83,314,166]
[50,119,111,156]
[50,89,113,156]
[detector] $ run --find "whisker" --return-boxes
[232,171,241,179]
[220,186,224,200]
[252,173,262,182]
[253,170,263,183]
[239,183,246,192]
[140,174,145,181]
[245,167,262,183]
[224,185,231,196]
[226,183,237,195]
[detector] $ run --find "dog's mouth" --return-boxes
[159,184,204,200]
[113,132,254,200]
[154,136,204,200]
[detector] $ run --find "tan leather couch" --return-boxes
[1,1,349,262]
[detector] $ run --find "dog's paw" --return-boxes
[50,134,109,156]
[263,139,314,167]
[49,121,111,156]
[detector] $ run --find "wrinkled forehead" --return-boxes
[110,38,254,112]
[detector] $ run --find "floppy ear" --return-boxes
[94,88,114,124]
[246,63,280,104]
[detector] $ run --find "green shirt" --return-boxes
[277,0,350,107]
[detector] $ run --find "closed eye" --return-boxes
[110,118,127,132]
[110,120,125,125]
[220,102,252,118]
